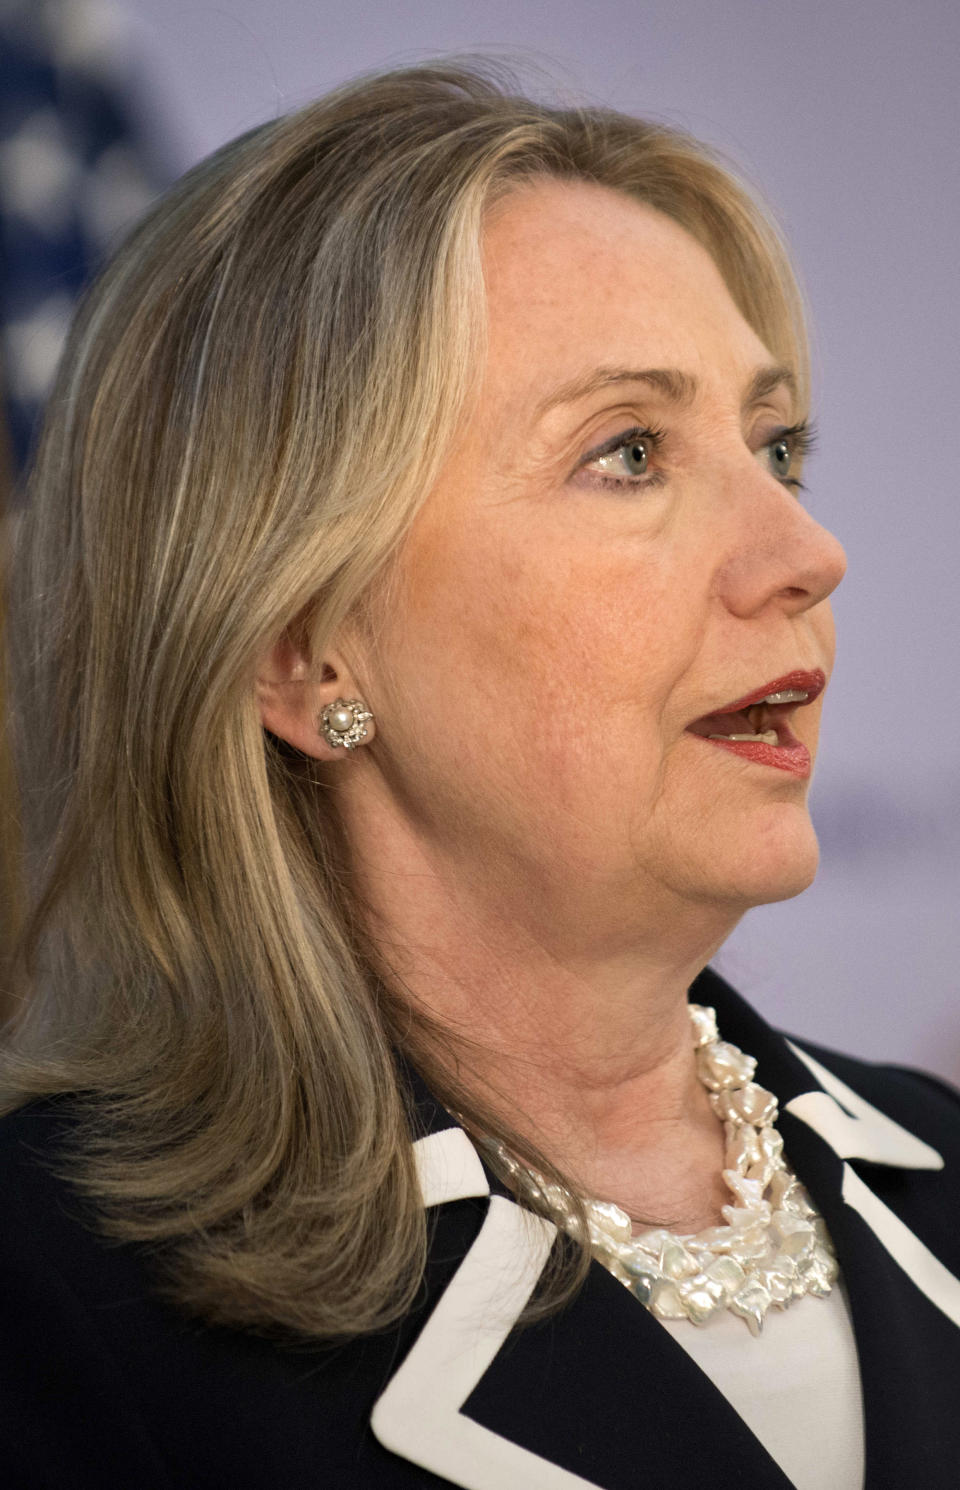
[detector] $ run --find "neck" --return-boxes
[343,797,743,1229]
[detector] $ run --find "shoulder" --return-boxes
[696,965,960,1157]
[0,1091,81,1162]
[0,1097,479,1488]
[784,1032,960,1157]
[0,1096,170,1357]
[0,1099,183,1484]
[0,1096,96,1260]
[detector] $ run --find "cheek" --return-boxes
[816,602,837,666]
[393,523,692,792]
[801,605,836,747]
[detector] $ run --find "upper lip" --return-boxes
[693,668,827,721]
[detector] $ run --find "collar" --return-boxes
[371,969,952,1490]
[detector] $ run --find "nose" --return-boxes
[716,469,847,619]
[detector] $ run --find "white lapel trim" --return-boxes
[414,1128,491,1208]
[371,1191,604,1489]
[785,1041,943,1169]
[839,1163,960,1327]
[786,1041,960,1329]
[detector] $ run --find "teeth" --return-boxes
[760,689,808,705]
[708,730,779,745]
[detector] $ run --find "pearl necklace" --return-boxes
[493,1004,839,1335]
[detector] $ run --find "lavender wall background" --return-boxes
[114,0,960,1077]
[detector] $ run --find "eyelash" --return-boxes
[577,424,667,492]
[774,421,817,492]
[576,419,818,493]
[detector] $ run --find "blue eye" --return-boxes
[609,436,651,477]
[580,425,666,489]
[760,421,816,490]
[770,439,793,480]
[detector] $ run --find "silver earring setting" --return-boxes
[319,697,374,750]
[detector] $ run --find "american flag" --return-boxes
[0,0,170,483]
[2,0,171,967]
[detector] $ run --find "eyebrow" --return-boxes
[536,363,797,416]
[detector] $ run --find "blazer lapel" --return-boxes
[784,1040,960,1324]
[374,975,960,1489]
[374,1058,797,1488]
[373,1149,578,1489]
[701,970,960,1489]
[373,1119,797,1490]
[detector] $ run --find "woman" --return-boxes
[3,61,959,1490]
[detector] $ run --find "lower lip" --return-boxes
[691,733,812,779]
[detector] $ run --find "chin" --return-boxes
[736,834,820,908]
[690,807,822,911]
[742,857,819,906]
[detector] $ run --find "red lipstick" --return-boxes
[701,733,812,777]
[713,669,826,715]
[687,668,826,779]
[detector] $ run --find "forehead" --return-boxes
[479,178,774,404]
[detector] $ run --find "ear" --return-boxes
[256,627,376,760]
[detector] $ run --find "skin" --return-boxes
[258,179,846,1230]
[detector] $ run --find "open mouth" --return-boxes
[685,669,825,777]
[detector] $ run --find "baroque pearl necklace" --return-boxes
[493,1004,839,1336]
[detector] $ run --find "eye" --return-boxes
[577,425,666,491]
[769,438,793,481]
[758,420,816,491]
[605,434,652,477]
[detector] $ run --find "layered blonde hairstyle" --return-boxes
[4,61,809,1339]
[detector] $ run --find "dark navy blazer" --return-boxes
[2,968,959,1489]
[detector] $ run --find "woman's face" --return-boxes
[353,178,846,949]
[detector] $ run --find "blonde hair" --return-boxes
[4,60,809,1339]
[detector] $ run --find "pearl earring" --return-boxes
[319,697,374,751]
